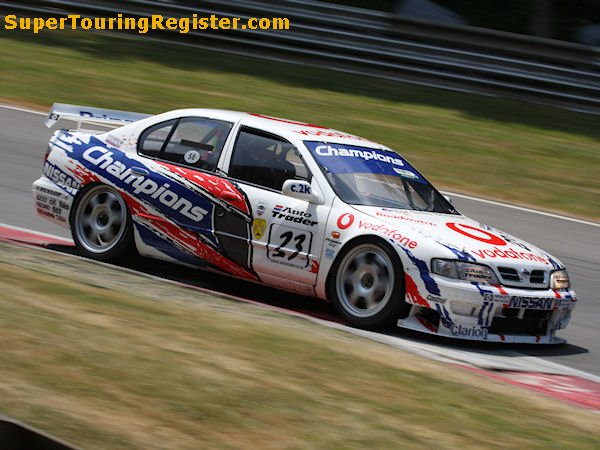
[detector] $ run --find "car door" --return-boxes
[131,116,257,280]
[225,126,329,291]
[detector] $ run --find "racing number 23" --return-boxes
[273,231,306,261]
[267,225,313,268]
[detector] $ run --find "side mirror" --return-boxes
[282,180,324,205]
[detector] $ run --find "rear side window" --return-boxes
[138,120,176,158]
[138,117,233,172]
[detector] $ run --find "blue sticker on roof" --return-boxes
[305,141,425,183]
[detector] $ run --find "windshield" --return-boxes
[305,141,457,214]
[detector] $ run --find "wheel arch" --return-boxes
[69,182,136,261]
[325,233,409,305]
[68,181,104,227]
[328,233,405,272]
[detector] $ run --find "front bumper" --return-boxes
[398,275,576,344]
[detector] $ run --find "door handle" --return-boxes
[131,167,149,176]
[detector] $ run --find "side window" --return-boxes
[284,147,311,182]
[229,128,312,191]
[138,120,176,158]
[161,117,232,171]
[138,117,233,172]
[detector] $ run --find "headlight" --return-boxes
[431,259,500,284]
[550,270,570,290]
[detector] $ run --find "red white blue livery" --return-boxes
[33,104,577,343]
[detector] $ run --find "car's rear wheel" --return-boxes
[328,238,410,329]
[71,184,134,261]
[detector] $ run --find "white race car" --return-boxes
[33,104,576,343]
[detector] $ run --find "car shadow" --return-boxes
[379,326,589,357]
[50,244,590,360]
[120,252,340,322]
[516,342,589,357]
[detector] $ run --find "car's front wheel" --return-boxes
[71,184,134,261]
[328,238,410,329]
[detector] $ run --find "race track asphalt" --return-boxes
[1,106,598,376]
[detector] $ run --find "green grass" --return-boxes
[1,241,599,449]
[0,31,598,220]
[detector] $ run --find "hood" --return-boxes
[350,205,563,274]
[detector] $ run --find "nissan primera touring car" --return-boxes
[33,104,576,343]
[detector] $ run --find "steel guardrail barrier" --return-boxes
[2,0,600,114]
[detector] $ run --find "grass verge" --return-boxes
[0,31,598,220]
[0,240,599,449]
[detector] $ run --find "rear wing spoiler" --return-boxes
[45,103,151,130]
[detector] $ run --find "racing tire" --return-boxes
[70,184,135,262]
[327,237,411,330]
